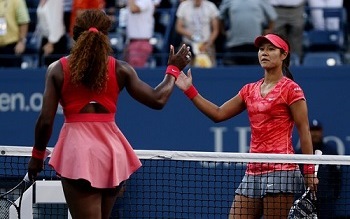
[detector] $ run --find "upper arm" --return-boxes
[40,61,62,122]
[290,99,309,130]
[211,16,219,32]
[116,60,171,108]
[175,17,185,32]
[117,60,150,95]
[290,99,313,154]
[210,4,220,30]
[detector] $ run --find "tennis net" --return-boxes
[1,145,350,218]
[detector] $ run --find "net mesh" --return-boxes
[0,146,349,219]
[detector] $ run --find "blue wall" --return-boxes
[0,66,349,154]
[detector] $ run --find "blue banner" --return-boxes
[0,66,349,155]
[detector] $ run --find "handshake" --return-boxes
[166,44,198,100]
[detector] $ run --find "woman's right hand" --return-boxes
[175,69,193,91]
[27,157,44,181]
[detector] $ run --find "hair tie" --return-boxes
[88,27,99,33]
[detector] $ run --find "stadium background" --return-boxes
[0,66,348,154]
[1,1,350,217]
[1,65,350,217]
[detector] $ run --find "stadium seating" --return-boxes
[290,53,301,66]
[14,3,350,68]
[304,7,348,52]
[302,52,343,66]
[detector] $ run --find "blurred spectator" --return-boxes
[105,0,117,31]
[269,0,305,58]
[63,0,72,33]
[154,0,173,34]
[35,0,68,67]
[124,0,155,68]
[26,0,40,8]
[307,0,344,31]
[218,0,277,65]
[299,119,342,218]
[69,0,105,37]
[0,0,30,68]
[210,0,222,8]
[175,0,219,68]
[344,0,350,30]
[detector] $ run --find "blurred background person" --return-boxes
[124,0,155,68]
[218,0,277,65]
[297,119,342,218]
[35,0,68,67]
[309,119,342,218]
[0,0,30,68]
[63,0,72,33]
[69,0,105,37]
[105,0,118,32]
[269,0,305,58]
[175,0,219,68]
[307,0,344,31]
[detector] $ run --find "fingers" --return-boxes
[173,44,191,60]
[175,44,185,55]
[187,69,192,78]
[169,45,174,56]
[28,171,37,182]
[178,44,191,56]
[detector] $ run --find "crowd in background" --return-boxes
[1,0,350,68]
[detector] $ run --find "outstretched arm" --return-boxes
[118,44,191,109]
[175,70,245,122]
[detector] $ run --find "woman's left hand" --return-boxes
[304,173,319,199]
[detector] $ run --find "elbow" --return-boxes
[208,114,223,123]
[151,99,167,110]
[38,119,54,130]
[129,7,141,13]
[150,91,172,110]
[211,118,222,123]
[175,24,182,34]
[212,119,221,123]
[153,105,165,110]
[36,114,54,130]
[146,97,168,110]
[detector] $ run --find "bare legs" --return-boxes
[61,177,124,219]
[229,193,295,219]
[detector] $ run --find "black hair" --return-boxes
[272,33,294,81]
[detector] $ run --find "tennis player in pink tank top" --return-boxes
[175,33,319,218]
[27,9,192,219]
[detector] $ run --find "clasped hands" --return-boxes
[167,44,195,92]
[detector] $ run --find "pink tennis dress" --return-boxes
[49,56,142,188]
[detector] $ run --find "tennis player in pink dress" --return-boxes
[27,9,191,219]
[175,33,318,218]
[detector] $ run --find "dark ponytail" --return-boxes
[69,10,112,92]
[282,53,294,81]
[275,34,294,81]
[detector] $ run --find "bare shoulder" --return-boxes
[116,59,136,75]
[46,60,64,87]
[116,59,139,85]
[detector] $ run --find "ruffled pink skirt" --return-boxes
[49,121,142,188]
